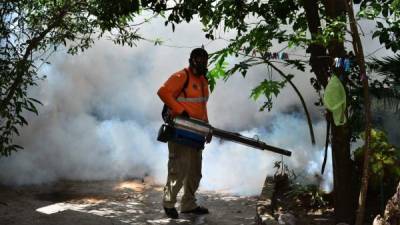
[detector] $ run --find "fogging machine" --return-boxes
[157,116,292,156]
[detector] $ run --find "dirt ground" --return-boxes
[0,178,259,225]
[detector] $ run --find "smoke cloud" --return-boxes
[0,15,395,195]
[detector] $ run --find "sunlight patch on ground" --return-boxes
[36,202,92,214]
[70,197,106,204]
[36,199,146,221]
[147,218,191,224]
[154,186,164,192]
[114,181,145,192]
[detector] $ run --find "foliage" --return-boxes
[349,54,400,138]
[286,183,330,209]
[251,79,287,112]
[368,54,400,112]
[273,159,296,179]
[207,56,228,92]
[0,0,156,156]
[272,159,330,209]
[354,129,400,188]
[353,129,400,218]
[358,0,400,52]
[369,54,400,82]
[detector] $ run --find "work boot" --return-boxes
[181,206,209,214]
[164,207,179,219]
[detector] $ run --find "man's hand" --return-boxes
[180,110,190,118]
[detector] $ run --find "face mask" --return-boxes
[191,57,208,76]
[195,64,208,75]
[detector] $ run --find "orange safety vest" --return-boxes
[158,68,209,122]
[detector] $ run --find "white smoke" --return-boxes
[202,114,332,195]
[0,15,393,195]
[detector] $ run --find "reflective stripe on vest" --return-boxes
[176,96,209,103]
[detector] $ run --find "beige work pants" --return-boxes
[162,141,203,211]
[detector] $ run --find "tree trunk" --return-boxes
[303,0,329,87]
[331,124,356,223]
[325,0,358,222]
[303,0,357,223]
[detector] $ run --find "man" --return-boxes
[157,48,210,219]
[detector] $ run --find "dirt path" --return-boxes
[0,179,258,225]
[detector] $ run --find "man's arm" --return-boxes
[157,71,187,117]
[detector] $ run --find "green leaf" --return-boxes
[250,79,287,111]
[372,30,381,39]
[208,58,228,92]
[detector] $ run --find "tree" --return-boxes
[0,0,162,156]
[145,0,400,223]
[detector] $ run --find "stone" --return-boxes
[372,181,400,225]
[260,214,279,225]
[278,213,296,225]
[372,215,389,225]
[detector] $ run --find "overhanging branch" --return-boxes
[266,60,316,145]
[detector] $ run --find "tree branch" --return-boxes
[345,0,373,224]
[265,60,316,145]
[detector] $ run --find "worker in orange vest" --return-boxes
[157,48,211,219]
